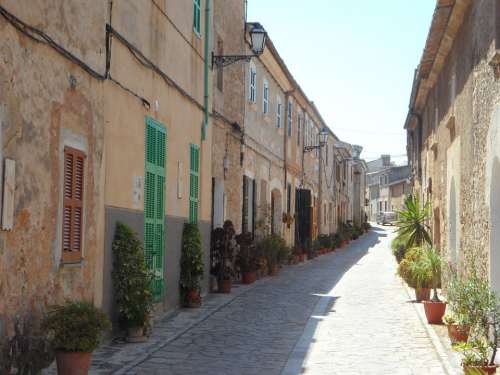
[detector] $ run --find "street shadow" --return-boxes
[281,227,387,375]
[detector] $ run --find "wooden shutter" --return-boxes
[145,117,167,302]
[193,0,201,34]
[189,144,200,224]
[62,146,85,263]
[242,176,248,233]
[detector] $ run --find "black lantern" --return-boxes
[212,23,268,68]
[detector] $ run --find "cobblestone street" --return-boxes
[121,226,447,375]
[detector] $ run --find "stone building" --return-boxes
[405,0,500,288]
[0,0,214,330]
[352,146,368,225]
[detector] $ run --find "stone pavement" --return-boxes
[114,225,450,375]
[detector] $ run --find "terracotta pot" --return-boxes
[55,351,92,375]
[446,324,469,344]
[298,254,305,262]
[186,290,201,308]
[423,300,447,324]
[269,264,279,276]
[126,326,147,343]
[463,364,497,375]
[415,287,431,302]
[218,279,232,293]
[242,271,256,284]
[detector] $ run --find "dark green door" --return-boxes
[144,116,166,302]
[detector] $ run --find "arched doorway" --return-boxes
[271,188,282,235]
[490,157,500,292]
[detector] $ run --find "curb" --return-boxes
[402,283,458,375]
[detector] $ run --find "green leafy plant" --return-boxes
[391,232,409,263]
[317,234,333,249]
[180,223,204,304]
[43,301,110,352]
[257,234,289,269]
[455,340,490,367]
[423,247,442,302]
[396,195,432,248]
[397,247,429,288]
[236,232,258,273]
[211,220,237,281]
[112,222,153,328]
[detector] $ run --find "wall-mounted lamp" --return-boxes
[304,128,328,153]
[212,23,268,68]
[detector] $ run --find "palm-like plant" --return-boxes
[396,195,432,248]
[424,247,442,302]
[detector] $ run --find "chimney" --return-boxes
[381,154,391,166]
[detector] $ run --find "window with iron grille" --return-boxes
[287,101,292,137]
[62,146,85,263]
[276,97,282,128]
[297,113,301,146]
[263,80,269,114]
[249,64,256,102]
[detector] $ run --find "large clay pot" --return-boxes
[415,287,431,302]
[463,364,497,375]
[242,271,256,284]
[446,324,470,344]
[298,254,305,262]
[55,351,92,375]
[423,300,447,324]
[218,279,232,293]
[127,326,147,343]
[186,290,201,308]
[269,264,279,276]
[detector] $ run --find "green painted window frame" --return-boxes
[144,116,167,302]
[193,0,201,36]
[189,143,200,224]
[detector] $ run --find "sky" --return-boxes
[247,0,436,164]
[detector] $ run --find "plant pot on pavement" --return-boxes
[242,271,257,284]
[415,287,431,302]
[446,324,470,344]
[423,300,447,324]
[463,365,497,375]
[185,290,201,308]
[218,279,232,293]
[55,351,92,375]
[127,326,147,343]
[269,264,279,276]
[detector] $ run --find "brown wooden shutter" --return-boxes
[62,146,85,263]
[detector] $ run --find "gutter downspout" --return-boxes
[202,0,210,141]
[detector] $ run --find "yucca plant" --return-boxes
[396,195,432,248]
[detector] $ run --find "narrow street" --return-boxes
[123,226,445,375]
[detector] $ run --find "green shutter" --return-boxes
[189,144,200,224]
[144,116,167,302]
[193,0,201,34]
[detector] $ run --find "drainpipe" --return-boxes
[202,0,211,141]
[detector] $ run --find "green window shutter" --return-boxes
[189,144,200,224]
[144,117,167,302]
[193,0,201,35]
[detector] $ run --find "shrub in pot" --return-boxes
[421,248,446,324]
[391,233,409,263]
[236,232,258,284]
[211,220,236,293]
[317,234,332,253]
[443,313,470,344]
[180,223,204,307]
[112,222,153,341]
[397,247,431,302]
[456,340,497,375]
[257,234,286,276]
[43,301,110,375]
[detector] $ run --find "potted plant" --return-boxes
[180,223,204,307]
[282,212,294,228]
[112,222,153,342]
[397,247,431,302]
[443,313,469,344]
[211,220,236,293]
[396,195,432,249]
[456,340,497,375]
[293,245,305,262]
[257,235,285,276]
[236,232,258,284]
[422,248,446,324]
[317,234,332,254]
[43,301,110,375]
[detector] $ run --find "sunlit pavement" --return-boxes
[123,226,446,375]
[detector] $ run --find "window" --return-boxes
[287,183,292,213]
[62,146,85,263]
[263,80,269,114]
[297,113,301,146]
[325,143,329,165]
[287,100,292,137]
[189,144,200,223]
[276,97,282,128]
[249,64,256,102]
[193,0,201,35]
[216,38,223,91]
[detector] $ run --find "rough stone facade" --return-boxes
[406,0,500,288]
[0,0,107,333]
